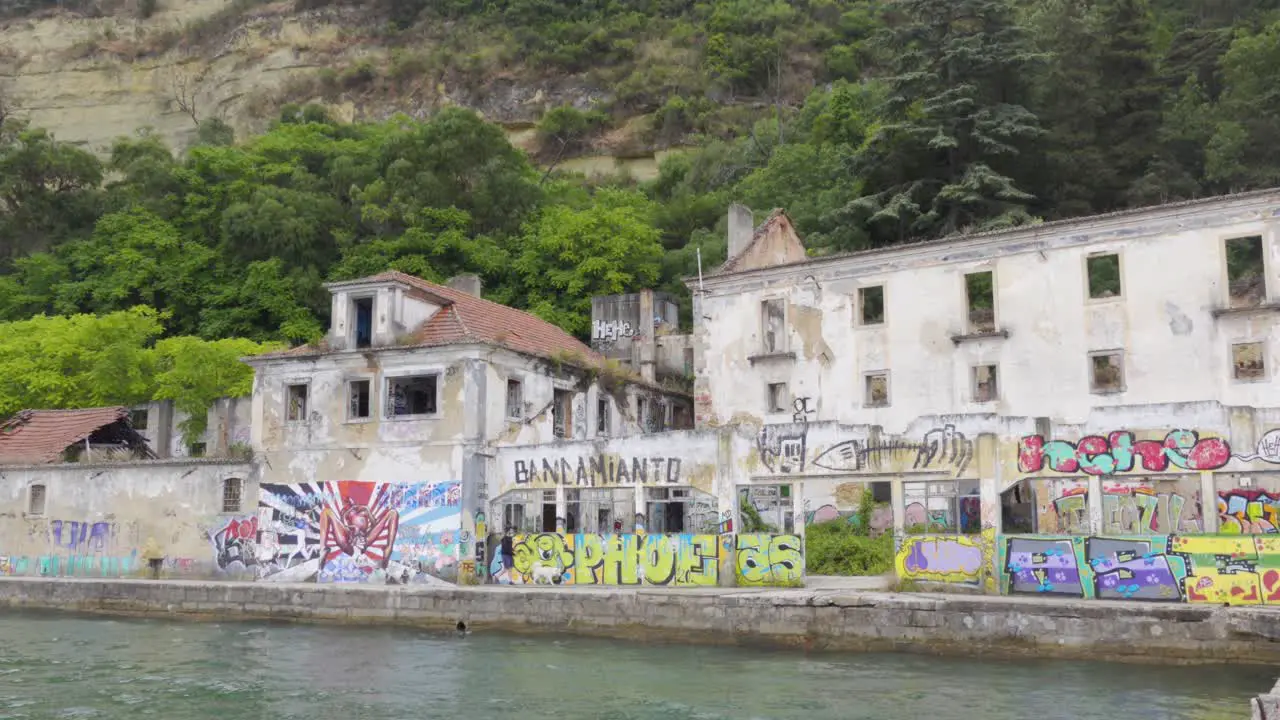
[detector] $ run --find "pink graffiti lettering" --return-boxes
[1018,430,1231,475]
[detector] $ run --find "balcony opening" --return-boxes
[1087,253,1121,299]
[352,296,374,349]
[965,271,995,333]
[1226,235,1266,308]
[859,285,885,325]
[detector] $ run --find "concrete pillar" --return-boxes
[634,485,646,533]
[155,400,174,459]
[555,486,566,534]
[891,476,905,535]
[638,289,656,382]
[1088,474,1103,534]
[727,203,754,260]
[1201,471,1218,533]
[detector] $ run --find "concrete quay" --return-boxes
[3,576,1280,667]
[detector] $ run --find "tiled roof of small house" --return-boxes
[0,407,146,465]
[261,271,604,365]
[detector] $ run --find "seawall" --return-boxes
[3,577,1280,666]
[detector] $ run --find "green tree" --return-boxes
[514,188,664,336]
[153,335,281,443]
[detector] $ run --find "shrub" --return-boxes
[536,105,609,154]
[805,521,894,575]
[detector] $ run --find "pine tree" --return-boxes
[1094,0,1165,207]
[858,0,1043,240]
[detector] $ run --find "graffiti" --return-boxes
[474,511,488,579]
[897,536,986,586]
[592,319,634,344]
[1219,489,1280,534]
[1101,481,1201,534]
[1235,429,1280,464]
[1004,537,1082,596]
[736,534,803,587]
[757,423,807,473]
[1017,430,1231,475]
[257,481,462,584]
[810,425,972,476]
[209,516,260,574]
[791,397,815,424]
[0,553,139,578]
[512,456,682,486]
[493,533,725,586]
[50,520,113,553]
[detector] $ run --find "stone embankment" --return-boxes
[4,577,1280,667]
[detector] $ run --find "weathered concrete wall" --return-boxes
[4,578,1280,665]
[0,460,256,579]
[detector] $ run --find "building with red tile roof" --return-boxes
[0,407,154,465]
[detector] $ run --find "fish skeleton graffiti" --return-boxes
[1017,430,1231,475]
[810,425,973,476]
[257,481,462,584]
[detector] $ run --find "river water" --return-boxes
[0,611,1268,720]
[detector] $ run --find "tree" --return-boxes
[1094,0,1164,206]
[153,335,281,443]
[853,0,1043,241]
[0,122,103,259]
[513,188,664,337]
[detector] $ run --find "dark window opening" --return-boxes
[506,379,523,419]
[1090,352,1124,393]
[1226,235,1266,308]
[129,408,149,430]
[353,297,374,349]
[387,375,438,416]
[965,271,995,332]
[761,298,786,353]
[973,364,998,403]
[859,285,885,325]
[286,384,308,422]
[348,379,371,419]
[189,442,207,457]
[553,389,573,438]
[768,382,788,412]
[597,397,611,436]
[1087,254,1121,299]
[1233,342,1266,381]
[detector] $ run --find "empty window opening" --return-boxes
[973,364,998,403]
[646,486,718,534]
[761,298,786,353]
[28,484,45,515]
[129,408,149,430]
[767,382,789,412]
[387,375,438,417]
[638,397,652,432]
[1090,352,1124,393]
[1226,235,1266,308]
[188,442,207,457]
[348,379,371,420]
[286,384,309,422]
[222,478,243,513]
[904,479,981,534]
[965,271,995,332]
[352,296,374,349]
[566,488,635,534]
[1233,342,1266,381]
[553,389,572,439]
[738,484,795,534]
[498,490,555,535]
[1087,254,1122,299]
[596,397,611,436]
[506,379,523,420]
[859,285,885,325]
[865,372,889,407]
[683,346,694,375]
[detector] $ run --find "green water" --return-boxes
[0,611,1269,719]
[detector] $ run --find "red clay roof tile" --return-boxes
[0,407,133,465]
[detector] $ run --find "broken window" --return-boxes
[553,389,572,439]
[188,442,207,457]
[903,479,980,534]
[965,271,995,332]
[28,484,45,515]
[767,382,788,412]
[865,372,889,407]
[1087,253,1121,299]
[1226,235,1266,308]
[387,375,438,417]
[352,296,374,349]
[761,298,786,353]
[567,488,635,534]
[683,347,694,375]
[1090,351,1124,393]
[506,379,523,420]
[859,285,885,325]
[129,408,149,430]
[1233,342,1266,381]
[348,379,371,420]
[498,489,551,534]
[286,384,308,422]
[637,397,651,432]
[222,478,243,513]
[597,397,611,436]
[738,484,794,534]
[973,364,998,403]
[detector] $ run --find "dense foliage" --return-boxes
[0,0,1277,422]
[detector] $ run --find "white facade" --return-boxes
[691,190,1280,431]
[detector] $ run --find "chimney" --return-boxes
[727,203,754,260]
[447,273,482,297]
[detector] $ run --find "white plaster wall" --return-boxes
[695,193,1280,432]
[0,460,256,577]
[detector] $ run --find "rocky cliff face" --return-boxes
[0,0,632,165]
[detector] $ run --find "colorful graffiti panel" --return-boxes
[256,481,462,584]
[735,534,803,587]
[1003,537,1083,596]
[1101,479,1201,535]
[490,533,724,587]
[1217,488,1280,534]
[896,535,987,587]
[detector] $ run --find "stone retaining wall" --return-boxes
[3,577,1280,666]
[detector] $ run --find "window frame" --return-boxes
[857,284,886,326]
[1231,340,1268,383]
[1223,233,1269,309]
[767,382,789,413]
[971,363,999,404]
[963,269,997,333]
[760,297,788,354]
[384,373,441,419]
[221,477,244,514]
[596,396,611,437]
[27,484,46,516]
[346,377,373,422]
[285,382,310,423]
[1084,251,1123,301]
[864,370,891,408]
[506,378,524,420]
[1088,349,1126,394]
[128,408,149,431]
[349,294,376,349]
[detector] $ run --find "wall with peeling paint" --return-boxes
[690,191,1280,432]
[0,459,256,579]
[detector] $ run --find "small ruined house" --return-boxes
[0,407,155,465]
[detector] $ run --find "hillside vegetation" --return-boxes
[0,0,1277,423]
